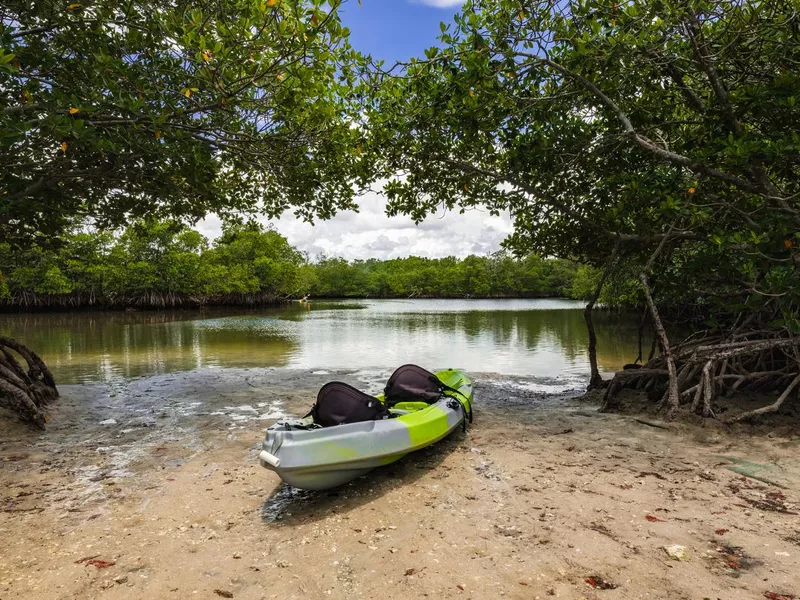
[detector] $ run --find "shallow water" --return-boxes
[0,299,649,385]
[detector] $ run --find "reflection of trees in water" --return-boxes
[0,310,298,383]
[357,309,651,372]
[384,309,653,372]
[552,311,656,370]
[0,303,659,382]
[0,307,296,330]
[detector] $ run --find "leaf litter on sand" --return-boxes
[763,592,796,600]
[714,544,759,574]
[783,532,800,546]
[585,576,618,590]
[637,471,667,481]
[75,556,115,568]
[742,495,797,514]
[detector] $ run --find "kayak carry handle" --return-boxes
[259,450,281,468]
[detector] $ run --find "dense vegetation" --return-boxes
[367,0,800,421]
[0,221,587,308]
[0,221,307,308]
[307,254,585,299]
[1,0,368,246]
[3,0,799,426]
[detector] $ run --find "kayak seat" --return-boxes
[384,364,445,408]
[311,381,390,427]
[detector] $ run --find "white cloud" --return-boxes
[410,0,464,7]
[196,189,513,261]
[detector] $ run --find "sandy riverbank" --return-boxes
[1,368,798,599]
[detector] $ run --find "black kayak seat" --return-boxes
[311,381,390,427]
[384,364,444,407]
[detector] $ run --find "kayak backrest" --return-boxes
[312,382,390,427]
[384,364,444,408]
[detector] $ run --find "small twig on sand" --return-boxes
[631,417,671,430]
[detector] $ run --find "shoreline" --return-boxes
[1,368,798,599]
[0,295,582,314]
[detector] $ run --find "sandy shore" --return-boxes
[1,368,798,599]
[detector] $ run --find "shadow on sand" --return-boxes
[260,429,464,525]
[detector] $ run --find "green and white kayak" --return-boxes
[259,368,473,490]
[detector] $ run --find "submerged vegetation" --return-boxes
[0,220,589,308]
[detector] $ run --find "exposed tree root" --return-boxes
[0,337,58,429]
[602,329,800,422]
[1,290,290,310]
[727,373,800,423]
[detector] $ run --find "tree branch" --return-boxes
[437,156,700,244]
[9,26,55,39]
[726,373,800,423]
[514,51,767,197]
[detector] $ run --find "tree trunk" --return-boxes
[638,273,680,417]
[585,241,620,390]
[0,337,58,429]
[584,306,602,389]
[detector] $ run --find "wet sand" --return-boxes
[1,368,798,599]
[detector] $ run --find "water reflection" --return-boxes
[0,300,650,384]
[0,309,300,383]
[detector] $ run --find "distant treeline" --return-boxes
[0,221,595,310]
[307,255,590,299]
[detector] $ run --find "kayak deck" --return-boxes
[259,368,472,490]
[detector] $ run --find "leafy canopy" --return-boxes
[0,220,584,303]
[367,0,800,326]
[1,0,368,244]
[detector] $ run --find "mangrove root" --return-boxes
[602,330,800,422]
[0,337,58,429]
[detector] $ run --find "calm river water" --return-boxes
[0,299,648,386]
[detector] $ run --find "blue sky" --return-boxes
[339,0,462,65]
[200,0,515,260]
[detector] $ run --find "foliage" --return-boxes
[0,222,585,306]
[367,0,800,332]
[0,221,307,306]
[308,253,581,298]
[1,0,367,245]
[204,221,307,296]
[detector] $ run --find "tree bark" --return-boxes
[0,337,58,429]
[638,273,680,417]
[585,241,620,390]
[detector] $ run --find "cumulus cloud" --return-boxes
[196,189,513,261]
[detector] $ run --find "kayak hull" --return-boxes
[260,452,406,491]
[259,368,472,490]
